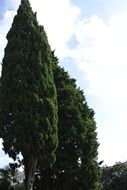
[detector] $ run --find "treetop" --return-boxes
[21,0,30,6]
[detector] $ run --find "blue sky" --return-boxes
[72,0,127,19]
[0,1,5,19]
[72,0,110,19]
[1,0,127,167]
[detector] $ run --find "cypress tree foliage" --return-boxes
[79,112,101,190]
[33,55,101,190]
[0,1,58,190]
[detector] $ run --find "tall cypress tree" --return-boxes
[0,1,58,190]
[54,59,101,190]
[33,55,101,190]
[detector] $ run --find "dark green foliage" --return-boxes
[101,162,127,190]
[79,117,101,190]
[14,183,25,190]
[33,55,101,190]
[0,166,14,190]
[0,0,100,189]
[0,0,58,189]
[0,165,24,190]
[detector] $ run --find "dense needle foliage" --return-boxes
[0,0,101,189]
[0,0,58,189]
[33,55,101,190]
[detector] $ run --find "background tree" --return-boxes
[101,162,127,190]
[0,166,14,190]
[34,55,101,190]
[0,0,58,190]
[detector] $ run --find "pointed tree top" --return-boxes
[21,0,30,4]
[20,0,31,8]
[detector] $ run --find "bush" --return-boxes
[14,183,25,190]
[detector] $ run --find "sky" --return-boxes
[0,0,127,167]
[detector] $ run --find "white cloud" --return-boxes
[29,0,80,58]
[0,10,17,64]
[68,15,127,99]
[0,0,80,64]
[0,139,13,168]
[67,14,127,165]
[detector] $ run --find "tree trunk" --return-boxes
[24,155,38,190]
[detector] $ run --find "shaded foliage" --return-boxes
[101,162,127,190]
[0,166,14,190]
[33,55,101,190]
[14,183,25,190]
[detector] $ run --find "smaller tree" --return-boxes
[101,162,127,190]
[0,166,14,190]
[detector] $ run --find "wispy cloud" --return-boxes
[0,0,80,63]
[68,14,127,164]
[69,15,127,99]
[30,0,80,58]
